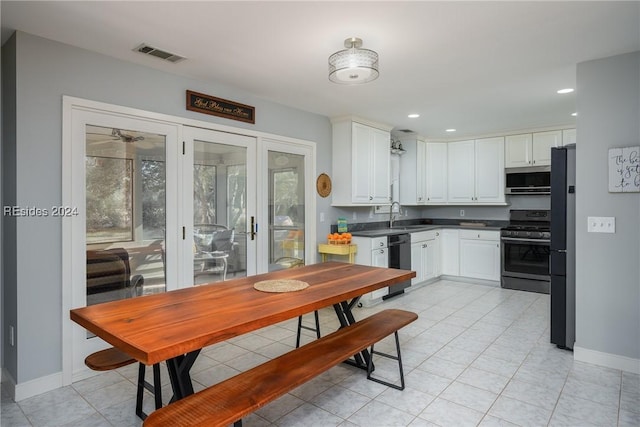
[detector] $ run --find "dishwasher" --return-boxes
[384,233,412,299]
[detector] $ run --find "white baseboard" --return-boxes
[574,345,640,374]
[1,368,64,402]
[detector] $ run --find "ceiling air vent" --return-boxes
[134,44,186,63]
[398,129,415,134]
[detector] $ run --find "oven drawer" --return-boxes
[459,230,499,241]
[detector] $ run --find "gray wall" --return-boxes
[575,51,639,361]
[2,34,18,379]
[2,31,332,384]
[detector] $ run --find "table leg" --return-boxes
[333,297,372,370]
[165,349,201,401]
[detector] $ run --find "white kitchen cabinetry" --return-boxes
[399,137,427,205]
[410,230,440,286]
[448,137,505,204]
[440,229,460,276]
[425,142,448,203]
[563,128,576,145]
[399,139,447,205]
[352,236,389,304]
[505,130,562,167]
[332,117,392,205]
[531,131,562,165]
[458,230,500,281]
[447,140,475,203]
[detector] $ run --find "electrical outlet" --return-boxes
[319,212,325,222]
[460,209,465,217]
[352,211,357,220]
[587,216,616,233]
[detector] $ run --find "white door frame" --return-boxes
[61,97,317,385]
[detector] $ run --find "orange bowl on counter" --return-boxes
[327,232,352,245]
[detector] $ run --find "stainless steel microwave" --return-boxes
[505,166,551,195]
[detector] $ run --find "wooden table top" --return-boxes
[70,262,415,365]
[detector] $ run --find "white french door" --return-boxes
[182,127,257,285]
[259,138,316,273]
[65,106,181,380]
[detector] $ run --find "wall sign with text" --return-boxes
[186,90,255,124]
[608,146,640,192]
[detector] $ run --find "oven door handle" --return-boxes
[501,237,551,244]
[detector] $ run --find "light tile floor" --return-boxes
[2,279,639,426]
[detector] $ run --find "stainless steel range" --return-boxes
[501,209,551,294]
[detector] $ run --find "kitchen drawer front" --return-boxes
[459,229,499,241]
[368,236,387,249]
[411,230,439,243]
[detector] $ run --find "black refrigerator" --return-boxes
[550,144,576,350]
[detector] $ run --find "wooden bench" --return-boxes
[85,347,162,420]
[143,308,418,427]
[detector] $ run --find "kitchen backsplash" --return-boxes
[328,195,549,226]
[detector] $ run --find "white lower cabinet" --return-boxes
[440,229,460,276]
[410,231,440,286]
[352,236,389,304]
[458,230,500,281]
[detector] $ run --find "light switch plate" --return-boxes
[587,216,616,233]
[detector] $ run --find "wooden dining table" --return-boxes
[70,261,415,401]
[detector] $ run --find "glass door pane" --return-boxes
[268,151,305,271]
[85,125,167,307]
[192,139,249,284]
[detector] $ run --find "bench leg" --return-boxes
[135,363,163,420]
[366,331,405,390]
[296,310,321,348]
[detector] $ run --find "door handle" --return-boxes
[250,216,257,241]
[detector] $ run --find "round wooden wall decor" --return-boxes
[316,173,332,197]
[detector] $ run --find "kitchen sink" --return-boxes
[389,225,431,231]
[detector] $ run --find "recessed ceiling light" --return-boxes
[571,112,577,117]
[408,114,420,118]
[445,128,456,132]
[557,88,574,94]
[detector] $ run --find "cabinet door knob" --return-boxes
[478,234,481,238]
[369,196,373,201]
[436,232,439,236]
[379,242,384,247]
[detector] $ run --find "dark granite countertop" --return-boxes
[333,219,507,238]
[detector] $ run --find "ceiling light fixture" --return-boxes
[408,114,420,118]
[328,37,379,84]
[571,112,578,116]
[557,88,574,94]
[446,128,457,132]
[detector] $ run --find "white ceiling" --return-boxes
[2,1,639,139]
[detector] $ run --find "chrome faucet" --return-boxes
[389,201,401,228]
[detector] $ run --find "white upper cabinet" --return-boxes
[531,130,562,165]
[399,139,447,205]
[448,137,505,204]
[399,137,426,205]
[505,130,562,167]
[331,118,392,205]
[563,128,576,145]
[447,140,476,203]
[505,133,532,168]
[425,142,448,203]
[475,137,505,203]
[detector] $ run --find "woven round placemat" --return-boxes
[253,279,309,293]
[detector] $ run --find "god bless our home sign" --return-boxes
[186,90,255,124]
